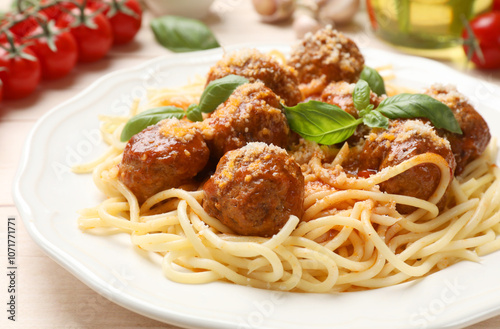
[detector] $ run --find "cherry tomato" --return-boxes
[0,46,41,99]
[58,8,113,63]
[106,0,143,45]
[0,14,39,39]
[462,12,500,69]
[84,0,109,11]
[76,0,142,45]
[493,0,500,12]
[11,16,39,38]
[39,0,77,21]
[25,22,78,80]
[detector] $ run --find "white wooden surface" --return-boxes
[1,1,499,328]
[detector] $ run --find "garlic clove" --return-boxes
[293,14,322,38]
[318,0,360,26]
[252,0,296,23]
[252,0,278,16]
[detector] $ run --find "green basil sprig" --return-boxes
[120,75,248,142]
[353,79,389,129]
[198,75,249,113]
[184,74,249,122]
[284,101,362,145]
[362,110,389,129]
[120,106,185,142]
[186,104,203,122]
[360,66,386,96]
[377,94,462,134]
[151,16,220,53]
[353,79,372,112]
[283,79,462,145]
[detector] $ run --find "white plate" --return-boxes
[13,45,500,329]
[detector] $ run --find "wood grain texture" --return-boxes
[1,1,499,328]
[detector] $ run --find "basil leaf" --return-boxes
[150,16,220,53]
[377,93,462,134]
[284,101,363,145]
[120,106,186,142]
[362,110,389,129]
[198,75,249,113]
[186,104,203,122]
[359,104,375,118]
[360,66,386,96]
[353,79,371,111]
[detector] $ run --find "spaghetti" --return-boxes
[76,77,500,293]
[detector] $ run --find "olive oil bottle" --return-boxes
[367,0,492,51]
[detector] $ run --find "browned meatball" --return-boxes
[203,82,290,160]
[425,84,490,174]
[203,143,304,237]
[345,119,456,214]
[288,26,365,98]
[206,48,303,106]
[119,118,210,204]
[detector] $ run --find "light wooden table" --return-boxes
[1,2,499,328]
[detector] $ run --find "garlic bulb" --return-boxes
[251,0,359,37]
[252,0,296,23]
[318,0,360,26]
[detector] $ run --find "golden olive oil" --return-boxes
[367,0,493,49]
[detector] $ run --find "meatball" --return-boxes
[288,26,365,98]
[119,118,210,204]
[203,82,290,160]
[345,119,456,214]
[424,84,490,174]
[206,48,303,106]
[203,143,304,237]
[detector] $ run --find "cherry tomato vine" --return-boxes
[0,0,142,102]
